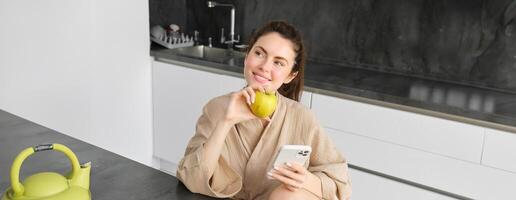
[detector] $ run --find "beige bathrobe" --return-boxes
[177,93,352,200]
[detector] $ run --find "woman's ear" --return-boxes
[283,71,298,84]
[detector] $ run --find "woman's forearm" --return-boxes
[305,172,323,198]
[202,120,234,175]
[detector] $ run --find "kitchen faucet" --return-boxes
[207,1,238,49]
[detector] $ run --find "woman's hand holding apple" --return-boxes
[223,84,270,125]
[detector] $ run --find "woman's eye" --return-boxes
[254,50,264,58]
[274,61,286,67]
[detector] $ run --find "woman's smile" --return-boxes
[252,72,271,84]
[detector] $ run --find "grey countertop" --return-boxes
[151,45,516,133]
[0,109,219,200]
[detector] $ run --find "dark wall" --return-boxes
[185,0,245,48]
[150,0,516,92]
[149,0,187,30]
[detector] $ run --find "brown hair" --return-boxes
[246,21,306,102]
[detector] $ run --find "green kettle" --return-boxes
[1,143,91,200]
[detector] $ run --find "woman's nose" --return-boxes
[258,59,273,72]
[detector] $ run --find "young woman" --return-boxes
[177,21,351,200]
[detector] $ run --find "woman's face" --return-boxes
[244,32,298,92]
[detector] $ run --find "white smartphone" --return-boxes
[268,145,312,173]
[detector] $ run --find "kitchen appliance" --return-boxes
[1,144,91,200]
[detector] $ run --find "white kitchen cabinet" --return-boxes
[311,93,484,163]
[220,74,246,93]
[348,168,455,200]
[300,91,312,108]
[326,126,516,199]
[153,61,220,167]
[152,61,244,173]
[311,92,516,199]
[482,128,516,173]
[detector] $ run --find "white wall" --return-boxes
[0,0,153,165]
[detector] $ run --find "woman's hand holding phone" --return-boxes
[267,145,313,191]
[267,162,309,191]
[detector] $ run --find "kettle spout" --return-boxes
[70,162,91,190]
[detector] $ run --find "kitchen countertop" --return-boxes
[0,109,220,200]
[151,45,516,133]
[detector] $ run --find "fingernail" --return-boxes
[273,166,279,170]
[285,162,292,167]
[267,171,273,176]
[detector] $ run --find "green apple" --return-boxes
[250,91,277,118]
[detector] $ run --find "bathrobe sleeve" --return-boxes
[176,97,242,198]
[305,112,352,200]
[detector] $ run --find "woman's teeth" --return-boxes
[254,74,270,83]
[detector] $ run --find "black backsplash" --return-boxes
[149,0,516,92]
[149,0,187,29]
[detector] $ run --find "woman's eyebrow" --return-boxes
[255,46,267,54]
[274,56,289,65]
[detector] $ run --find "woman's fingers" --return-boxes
[275,165,306,183]
[247,84,266,93]
[244,86,256,104]
[284,184,299,192]
[268,164,307,189]
[285,162,307,175]
[268,169,303,189]
[240,89,252,105]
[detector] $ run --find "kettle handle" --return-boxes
[10,143,81,197]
